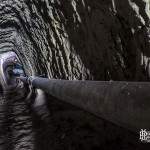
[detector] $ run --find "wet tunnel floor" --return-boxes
[32,94,149,150]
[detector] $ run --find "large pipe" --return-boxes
[19,76,150,132]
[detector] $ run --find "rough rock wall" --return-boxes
[1,0,150,81]
[0,0,150,150]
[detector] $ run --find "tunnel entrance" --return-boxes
[0,51,25,91]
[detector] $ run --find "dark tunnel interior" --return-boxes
[0,0,150,149]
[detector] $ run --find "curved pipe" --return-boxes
[19,76,150,132]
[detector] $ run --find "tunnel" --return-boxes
[0,0,150,149]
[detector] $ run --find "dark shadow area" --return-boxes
[32,94,149,150]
